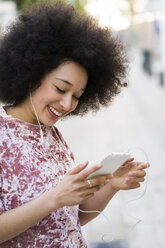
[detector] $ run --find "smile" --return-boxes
[48,105,62,117]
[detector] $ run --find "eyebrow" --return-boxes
[55,77,85,91]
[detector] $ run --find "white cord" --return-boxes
[126,147,150,202]
[29,96,150,240]
[78,208,117,241]
[79,147,150,241]
[123,147,150,236]
[30,93,44,146]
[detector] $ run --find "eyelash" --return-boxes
[56,86,65,93]
[55,87,80,101]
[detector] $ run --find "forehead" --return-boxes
[46,61,88,90]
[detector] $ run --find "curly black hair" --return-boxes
[0,0,128,116]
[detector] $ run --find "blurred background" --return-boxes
[0,0,165,247]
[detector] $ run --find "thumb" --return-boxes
[122,157,134,166]
[68,162,89,175]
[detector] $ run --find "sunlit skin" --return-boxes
[7,61,88,126]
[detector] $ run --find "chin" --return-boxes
[47,118,59,126]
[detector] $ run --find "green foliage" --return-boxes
[4,0,85,12]
[4,0,37,10]
[21,0,40,10]
[74,0,85,13]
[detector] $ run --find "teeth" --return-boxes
[49,106,61,116]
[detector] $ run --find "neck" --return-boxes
[6,99,38,124]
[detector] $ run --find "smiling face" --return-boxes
[28,61,88,126]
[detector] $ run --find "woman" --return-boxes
[0,2,148,247]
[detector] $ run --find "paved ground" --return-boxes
[57,51,165,248]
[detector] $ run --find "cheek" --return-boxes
[71,101,79,112]
[37,90,57,105]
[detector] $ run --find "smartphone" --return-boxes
[87,152,130,179]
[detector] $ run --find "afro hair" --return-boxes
[0,1,128,116]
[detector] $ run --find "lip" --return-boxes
[47,105,62,119]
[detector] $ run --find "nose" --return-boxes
[59,93,73,112]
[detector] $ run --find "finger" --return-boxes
[106,174,113,179]
[78,164,102,180]
[137,163,150,170]
[85,185,103,194]
[68,162,88,175]
[128,170,146,178]
[125,177,145,185]
[122,157,134,166]
[78,192,95,204]
[87,176,108,188]
[84,193,95,200]
[127,183,141,189]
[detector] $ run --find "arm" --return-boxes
[0,190,57,244]
[79,158,148,225]
[0,163,106,243]
[79,182,118,226]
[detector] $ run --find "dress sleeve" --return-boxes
[54,126,75,162]
[0,165,4,215]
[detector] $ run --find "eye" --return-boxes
[73,95,80,101]
[55,86,65,94]
[55,85,81,101]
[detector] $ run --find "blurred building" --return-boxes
[0,0,16,31]
[145,0,165,83]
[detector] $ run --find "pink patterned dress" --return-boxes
[0,106,88,248]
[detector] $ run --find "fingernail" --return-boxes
[81,162,88,168]
[106,179,110,184]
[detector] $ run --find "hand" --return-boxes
[50,163,110,209]
[108,158,149,191]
